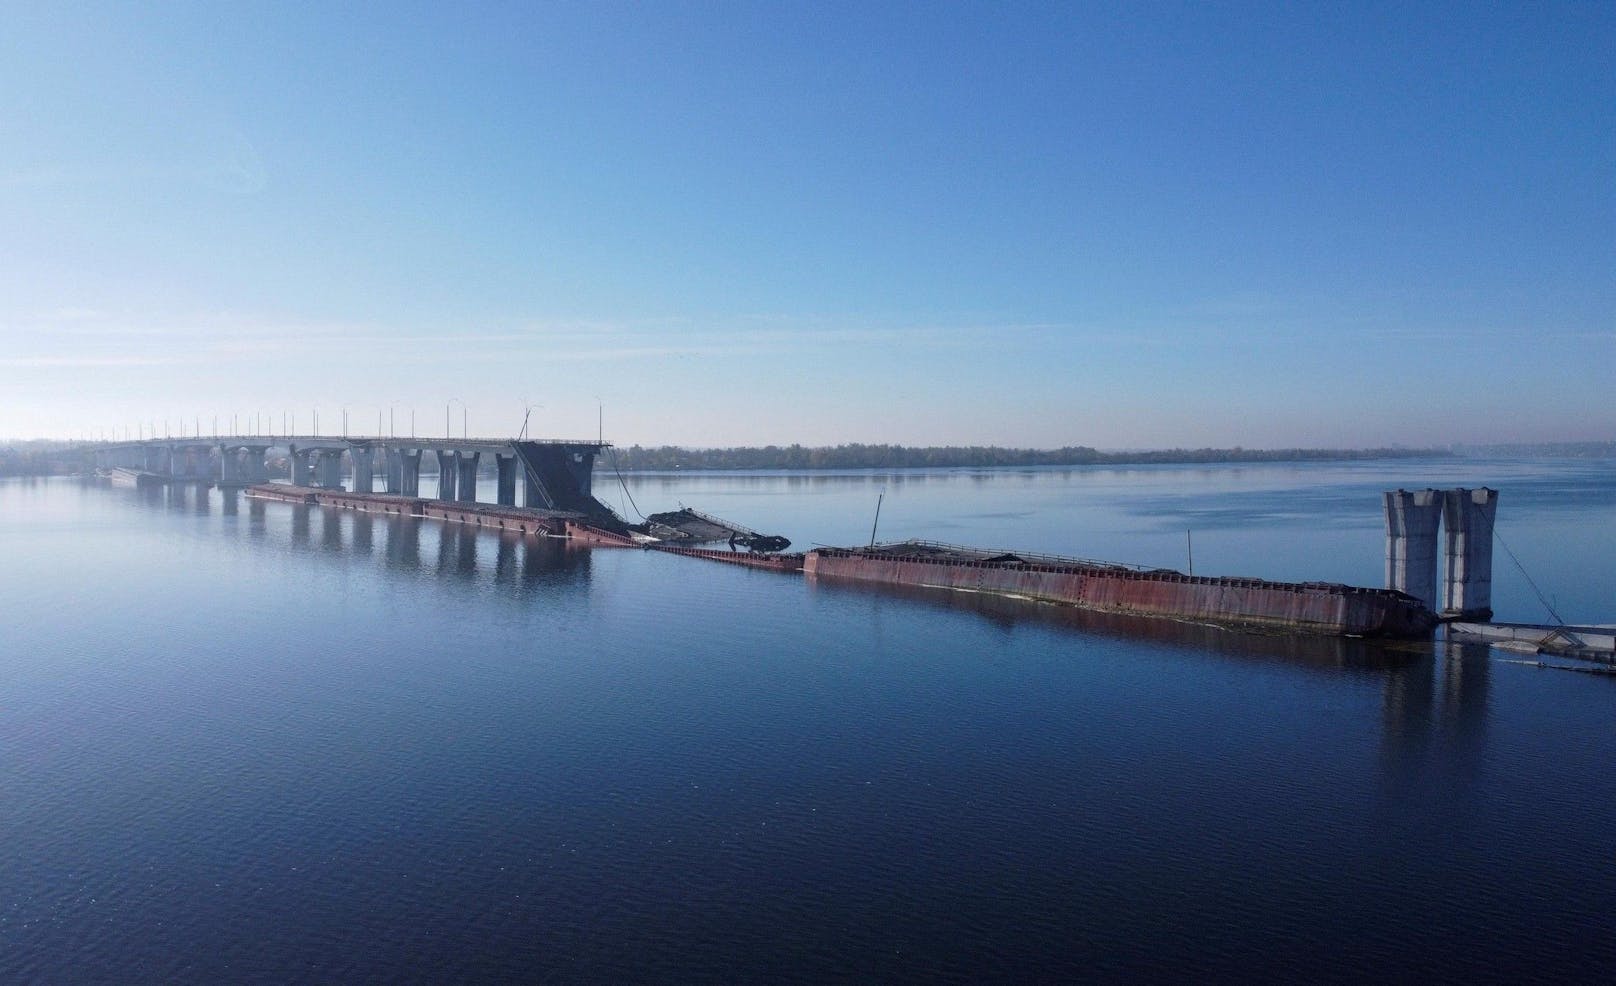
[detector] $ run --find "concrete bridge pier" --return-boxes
[434,450,458,501]
[398,450,421,497]
[1443,488,1498,620]
[243,446,270,483]
[171,445,208,482]
[384,449,403,494]
[1383,489,1442,610]
[316,449,344,490]
[219,447,243,485]
[496,454,517,506]
[350,446,375,494]
[289,447,314,486]
[455,452,480,504]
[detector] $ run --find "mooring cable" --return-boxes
[1488,512,1565,626]
[607,446,645,520]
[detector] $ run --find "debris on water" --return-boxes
[632,506,791,553]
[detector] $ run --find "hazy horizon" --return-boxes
[3,4,1611,447]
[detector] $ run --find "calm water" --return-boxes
[2,459,1614,982]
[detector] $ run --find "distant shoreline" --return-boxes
[601,444,1456,472]
[7,440,1612,478]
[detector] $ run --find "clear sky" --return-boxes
[2,1,1611,447]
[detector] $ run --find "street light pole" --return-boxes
[447,398,466,440]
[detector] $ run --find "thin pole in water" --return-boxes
[869,491,885,547]
[1187,529,1194,576]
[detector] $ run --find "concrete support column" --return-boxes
[316,449,344,489]
[496,454,517,506]
[456,452,480,504]
[290,447,313,486]
[351,446,375,494]
[434,450,457,501]
[399,450,421,497]
[1383,488,1442,611]
[219,447,241,485]
[1443,488,1498,620]
[244,446,270,483]
[385,449,403,494]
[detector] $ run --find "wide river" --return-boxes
[3,458,1613,982]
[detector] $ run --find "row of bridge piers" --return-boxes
[90,437,604,513]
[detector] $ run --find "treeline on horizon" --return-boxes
[603,443,1453,472]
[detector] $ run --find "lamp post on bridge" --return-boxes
[447,398,466,440]
[520,400,543,441]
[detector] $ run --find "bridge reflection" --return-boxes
[123,481,594,594]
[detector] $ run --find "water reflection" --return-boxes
[256,499,591,595]
[810,575,1415,670]
[806,574,1500,773]
[351,512,374,555]
[1375,639,1493,818]
[384,515,420,570]
[320,508,343,551]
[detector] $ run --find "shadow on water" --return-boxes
[810,575,1499,788]
[809,574,1425,672]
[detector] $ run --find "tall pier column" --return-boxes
[243,446,270,483]
[316,449,344,489]
[290,447,313,487]
[219,447,242,485]
[385,449,403,494]
[398,450,421,497]
[173,446,201,481]
[1443,488,1498,620]
[1383,488,1442,611]
[456,452,480,503]
[435,450,457,501]
[351,446,375,494]
[496,454,517,506]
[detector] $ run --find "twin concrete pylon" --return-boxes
[1383,488,1498,620]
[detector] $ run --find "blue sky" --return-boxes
[2,1,1611,447]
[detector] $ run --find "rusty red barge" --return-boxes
[803,541,1436,638]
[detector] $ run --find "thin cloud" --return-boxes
[0,355,185,367]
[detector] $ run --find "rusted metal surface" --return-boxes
[563,521,641,547]
[647,543,805,572]
[805,544,1436,637]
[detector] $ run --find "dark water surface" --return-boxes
[3,460,1614,982]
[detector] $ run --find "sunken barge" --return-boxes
[804,541,1438,638]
